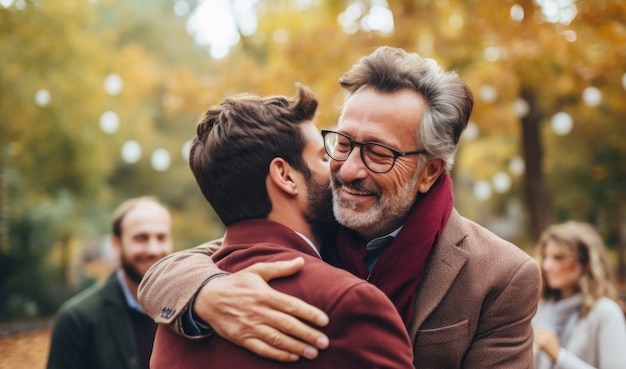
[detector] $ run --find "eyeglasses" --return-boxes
[321,130,428,174]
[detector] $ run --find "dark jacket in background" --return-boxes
[47,273,155,369]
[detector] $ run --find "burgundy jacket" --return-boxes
[141,209,540,369]
[150,219,414,369]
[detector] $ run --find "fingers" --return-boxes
[265,288,329,328]
[204,290,328,361]
[244,259,330,328]
[241,338,300,363]
[533,327,561,361]
[193,261,330,362]
[254,307,330,353]
[245,257,305,280]
[239,323,324,361]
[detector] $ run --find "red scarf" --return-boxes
[336,172,453,327]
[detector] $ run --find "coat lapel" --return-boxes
[102,275,140,369]
[409,209,469,338]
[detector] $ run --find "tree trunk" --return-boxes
[520,89,552,241]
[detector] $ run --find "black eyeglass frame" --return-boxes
[321,129,428,174]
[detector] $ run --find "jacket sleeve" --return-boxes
[463,257,541,368]
[137,238,223,337]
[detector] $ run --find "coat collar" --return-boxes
[221,219,321,259]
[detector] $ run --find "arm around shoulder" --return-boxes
[138,239,225,329]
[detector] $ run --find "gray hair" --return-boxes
[338,46,473,170]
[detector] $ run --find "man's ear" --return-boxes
[418,158,446,193]
[268,157,298,196]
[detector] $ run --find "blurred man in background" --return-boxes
[46,196,173,369]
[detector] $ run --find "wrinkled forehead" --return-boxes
[339,86,424,147]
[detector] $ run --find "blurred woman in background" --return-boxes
[532,221,626,369]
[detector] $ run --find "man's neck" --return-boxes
[120,270,139,300]
[116,268,146,314]
[266,214,320,251]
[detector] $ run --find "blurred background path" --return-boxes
[0,322,51,369]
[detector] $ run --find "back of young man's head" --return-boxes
[190,84,318,226]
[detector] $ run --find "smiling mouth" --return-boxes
[332,173,381,198]
[342,184,375,197]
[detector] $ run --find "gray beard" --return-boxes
[331,172,419,240]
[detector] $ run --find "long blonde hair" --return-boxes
[537,221,617,317]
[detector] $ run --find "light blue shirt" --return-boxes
[116,268,145,314]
